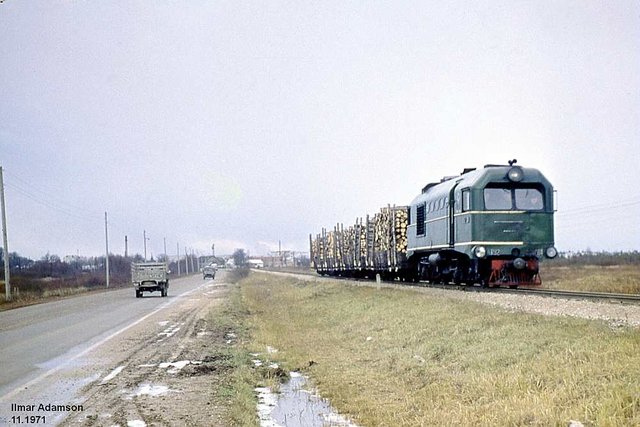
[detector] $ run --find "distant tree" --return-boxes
[0,250,33,276]
[232,249,247,267]
[10,252,33,270]
[550,250,640,266]
[108,254,132,281]
[296,255,311,268]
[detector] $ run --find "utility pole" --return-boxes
[0,167,11,301]
[163,237,167,263]
[176,242,181,275]
[185,248,190,274]
[143,230,149,261]
[124,235,128,258]
[105,212,110,288]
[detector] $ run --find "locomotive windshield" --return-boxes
[484,185,544,211]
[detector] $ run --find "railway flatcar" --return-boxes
[310,160,557,287]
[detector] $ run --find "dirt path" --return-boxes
[58,279,231,427]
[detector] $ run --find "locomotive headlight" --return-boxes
[507,166,524,182]
[545,246,558,259]
[473,246,487,258]
[513,258,526,270]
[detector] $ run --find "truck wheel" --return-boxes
[136,290,141,298]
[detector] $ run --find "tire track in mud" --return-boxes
[60,281,230,427]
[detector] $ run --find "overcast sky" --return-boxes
[1,1,639,260]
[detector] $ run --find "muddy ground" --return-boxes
[59,279,232,427]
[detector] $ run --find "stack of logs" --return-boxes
[311,205,409,270]
[373,206,409,254]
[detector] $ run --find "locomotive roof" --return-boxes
[410,164,552,205]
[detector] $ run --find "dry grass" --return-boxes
[0,286,90,310]
[541,264,640,294]
[240,273,640,426]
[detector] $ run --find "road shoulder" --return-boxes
[57,280,232,426]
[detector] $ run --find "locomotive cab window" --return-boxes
[462,189,470,212]
[515,188,544,210]
[484,184,544,211]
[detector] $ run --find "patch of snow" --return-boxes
[158,360,202,374]
[130,383,177,398]
[101,365,125,383]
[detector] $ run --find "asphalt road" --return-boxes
[0,273,207,399]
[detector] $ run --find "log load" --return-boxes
[310,205,409,273]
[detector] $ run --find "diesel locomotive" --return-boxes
[310,160,557,287]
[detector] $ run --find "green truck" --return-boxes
[131,262,169,298]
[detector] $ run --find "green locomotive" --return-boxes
[310,160,557,287]
[407,160,556,287]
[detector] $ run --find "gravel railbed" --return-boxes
[425,288,640,328]
[261,270,640,329]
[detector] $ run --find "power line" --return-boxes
[5,181,98,223]
[557,198,640,216]
[3,169,103,223]
[4,171,136,246]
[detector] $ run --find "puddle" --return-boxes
[256,372,358,427]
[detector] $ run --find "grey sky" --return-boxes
[1,1,639,260]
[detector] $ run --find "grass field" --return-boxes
[542,264,640,294]
[237,272,640,426]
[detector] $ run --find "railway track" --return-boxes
[489,287,640,304]
[263,269,640,304]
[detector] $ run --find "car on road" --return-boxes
[202,263,217,279]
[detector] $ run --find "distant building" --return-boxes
[247,259,264,269]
